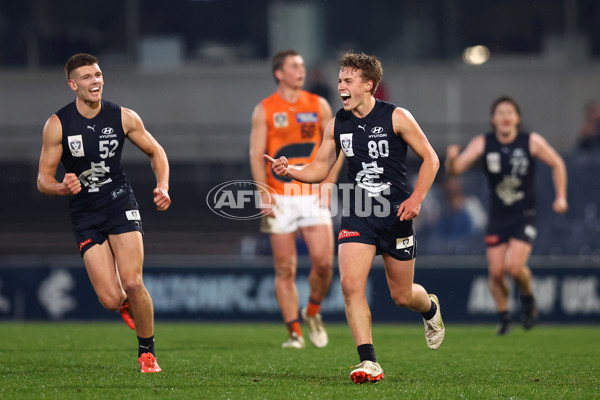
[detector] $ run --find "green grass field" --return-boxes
[0,322,598,399]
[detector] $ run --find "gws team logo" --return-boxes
[340,133,354,157]
[206,180,278,220]
[67,135,85,157]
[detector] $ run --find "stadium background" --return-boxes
[0,0,599,324]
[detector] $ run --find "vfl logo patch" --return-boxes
[486,152,501,173]
[338,229,360,240]
[340,133,354,157]
[125,210,141,221]
[67,135,85,157]
[273,112,289,128]
[395,235,414,249]
[296,112,318,123]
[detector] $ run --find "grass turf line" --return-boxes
[0,322,598,399]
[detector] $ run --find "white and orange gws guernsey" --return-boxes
[262,90,323,195]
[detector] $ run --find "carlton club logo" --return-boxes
[206,180,278,220]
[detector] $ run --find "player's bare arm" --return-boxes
[122,107,171,211]
[315,97,343,207]
[445,134,485,176]
[266,118,338,183]
[394,107,439,221]
[318,97,339,183]
[249,103,275,216]
[37,114,82,196]
[529,132,568,214]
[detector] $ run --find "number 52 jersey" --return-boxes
[57,100,130,213]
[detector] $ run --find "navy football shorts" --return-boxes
[71,185,143,257]
[338,214,417,261]
[484,215,537,247]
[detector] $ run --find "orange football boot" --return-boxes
[138,352,162,373]
[119,301,135,330]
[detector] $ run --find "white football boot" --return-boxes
[423,294,445,350]
[350,360,384,384]
[301,307,328,348]
[281,332,305,349]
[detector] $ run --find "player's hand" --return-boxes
[63,173,82,195]
[264,154,290,177]
[553,198,568,214]
[259,191,276,218]
[446,144,460,159]
[397,196,421,221]
[153,187,171,211]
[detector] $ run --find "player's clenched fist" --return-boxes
[153,187,171,211]
[63,173,82,195]
[264,154,290,177]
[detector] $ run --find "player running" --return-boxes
[267,52,445,383]
[445,95,568,335]
[37,53,170,372]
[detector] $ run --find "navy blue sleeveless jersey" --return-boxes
[334,99,410,217]
[483,131,536,219]
[57,100,129,214]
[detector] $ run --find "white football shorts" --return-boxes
[260,194,332,234]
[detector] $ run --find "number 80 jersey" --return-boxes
[57,100,128,212]
[334,99,411,216]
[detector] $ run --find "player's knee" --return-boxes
[122,275,144,297]
[390,292,412,308]
[98,294,122,312]
[274,262,296,281]
[507,266,525,280]
[311,258,333,277]
[488,268,504,282]
[340,276,363,298]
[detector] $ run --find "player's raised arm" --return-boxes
[265,118,339,183]
[445,134,485,176]
[37,115,81,196]
[122,107,171,211]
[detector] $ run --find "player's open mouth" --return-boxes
[340,92,350,105]
[90,87,100,93]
